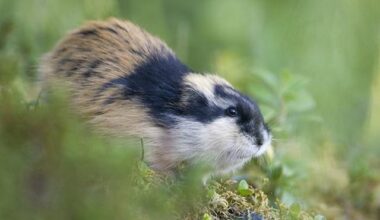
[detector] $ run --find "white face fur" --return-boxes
[163,74,272,174]
[170,117,271,175]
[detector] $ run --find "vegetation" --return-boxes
[1,0,379,219]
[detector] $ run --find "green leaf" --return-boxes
[237,179,253,196]
[238,179,249,190]
[252,69,280,90]
[203,213,212,220]
[248,83,279,108]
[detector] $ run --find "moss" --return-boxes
[137,164,319,220]
[203,180,312,220]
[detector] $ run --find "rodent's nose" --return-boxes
[244,125,264,146]
[256,135,263,146]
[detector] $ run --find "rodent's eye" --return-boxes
[225,106,238,117]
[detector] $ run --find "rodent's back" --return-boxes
[41,18,174,84]
[40,19,186,137]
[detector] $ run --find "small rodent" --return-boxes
[39,18,271,175]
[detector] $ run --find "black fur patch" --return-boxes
[99,52,190,127]
[215,85,266,145]
[214,85,259,120]
[180,89,224,123]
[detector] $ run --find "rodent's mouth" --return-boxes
[233,140,270,160]
[241,131,272,157]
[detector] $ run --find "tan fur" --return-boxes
[184,74,231,99]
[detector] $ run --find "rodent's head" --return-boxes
[166,74,271,173]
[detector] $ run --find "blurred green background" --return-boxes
[0,0,379,219]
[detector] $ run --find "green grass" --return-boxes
[1,0,380,219]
